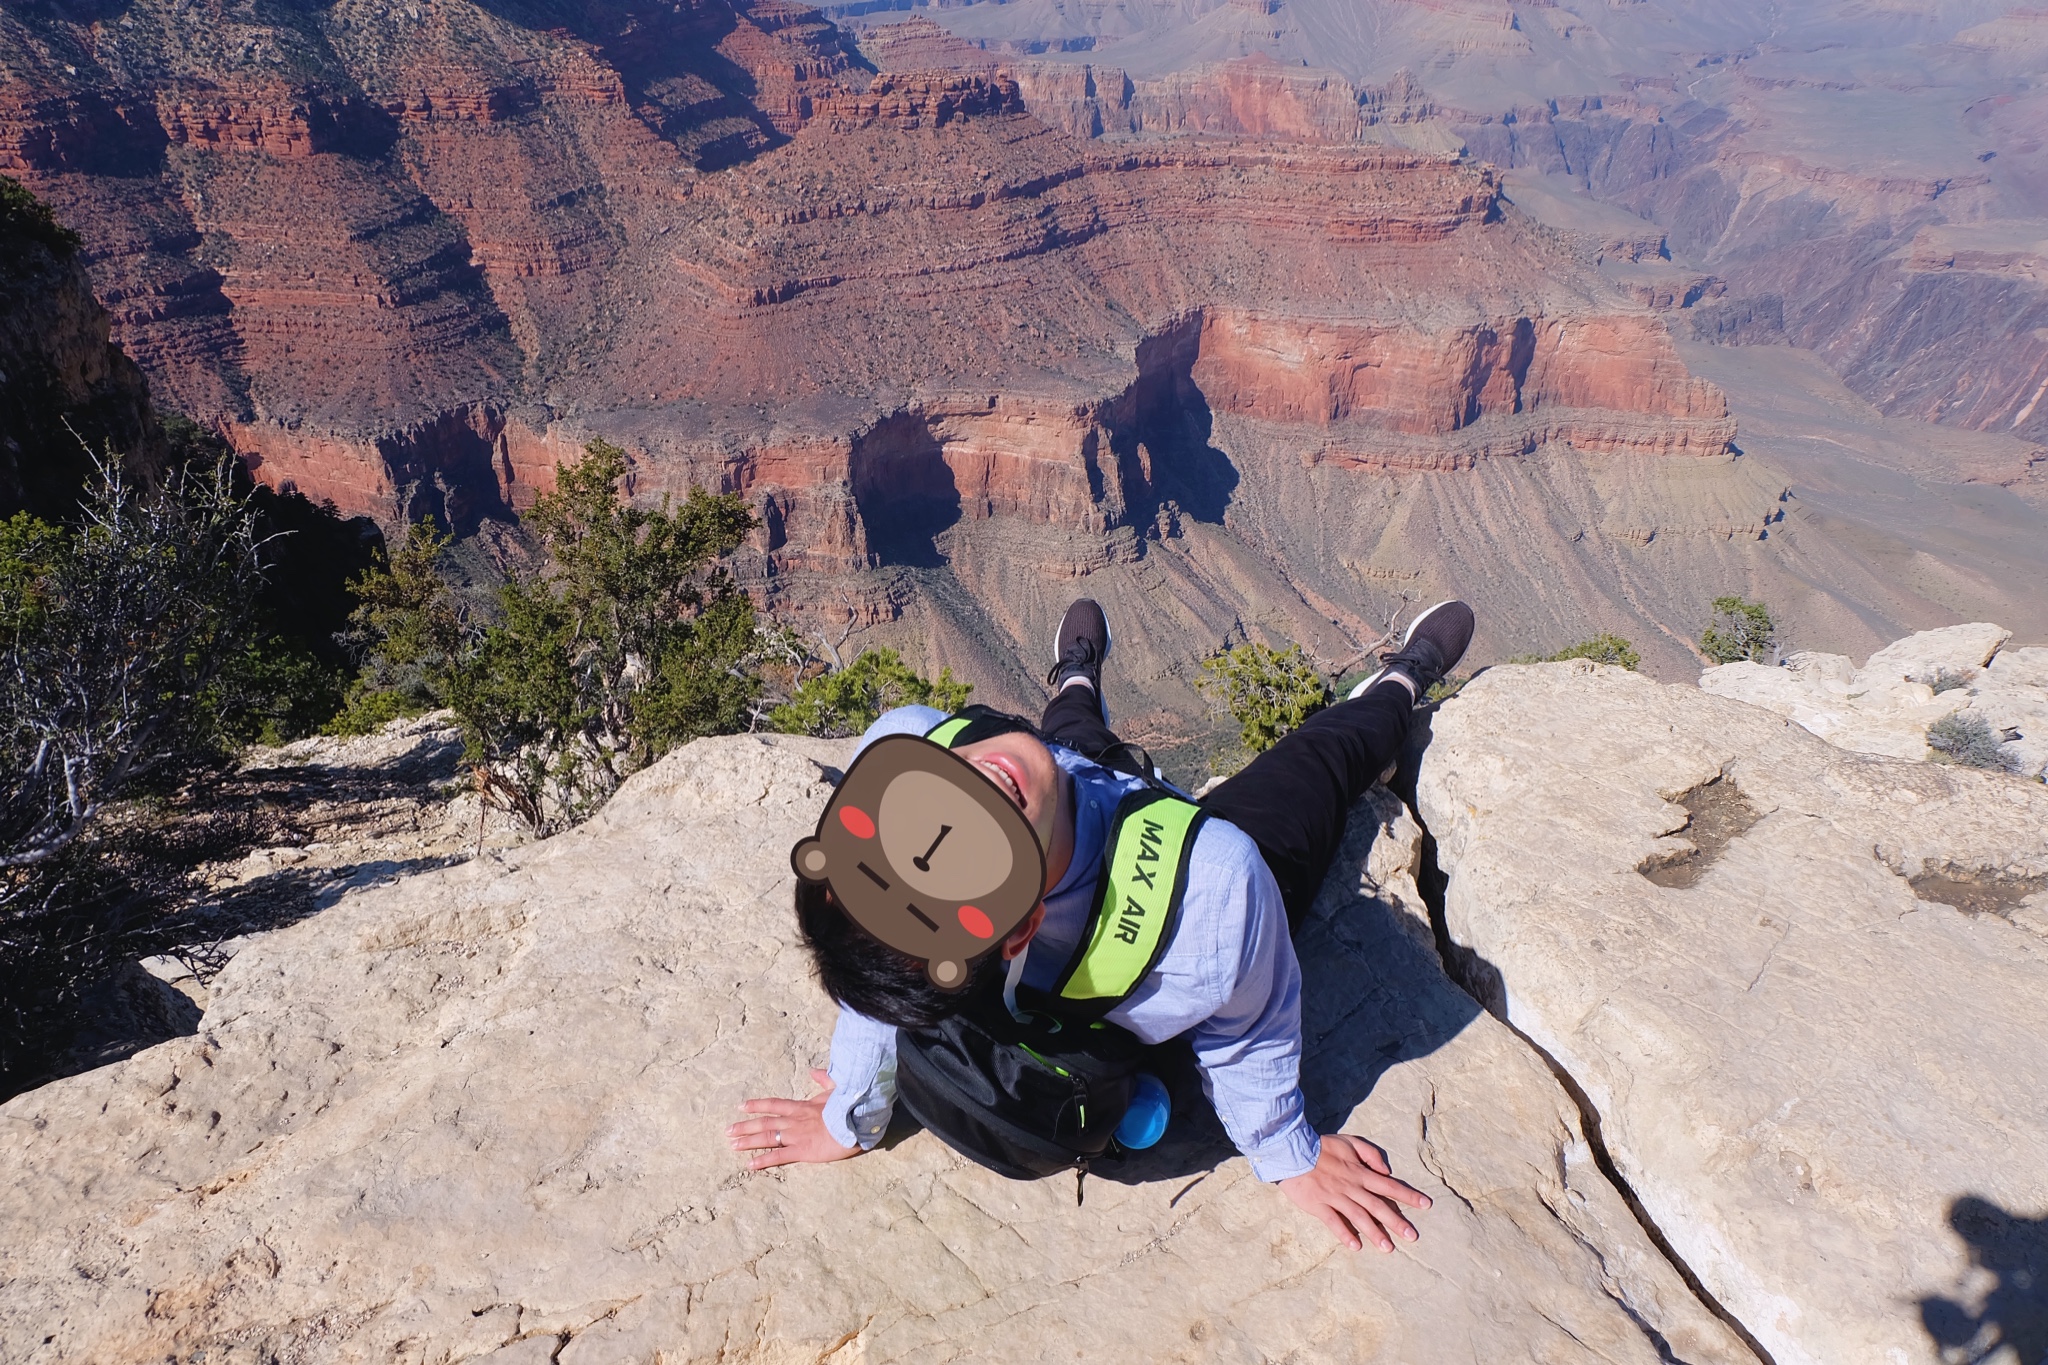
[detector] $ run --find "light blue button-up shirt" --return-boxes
[818,706,1319,1182]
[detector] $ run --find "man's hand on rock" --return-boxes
[1279,1133,1432,1252]
[728,1068,862,1169]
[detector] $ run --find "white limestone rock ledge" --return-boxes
[0,735,1754,1364]
[1417,661,2048,1365]
[1701,622,2048,779]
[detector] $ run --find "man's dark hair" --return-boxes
[795,879,1005,1029]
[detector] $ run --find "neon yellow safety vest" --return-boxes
[927,713,1208,1018]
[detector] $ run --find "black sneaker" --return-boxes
[1048,598,1112,697]
[1348,599,1475,700]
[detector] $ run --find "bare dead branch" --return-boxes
[1323,592,1416,682]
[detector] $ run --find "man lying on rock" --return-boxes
[728,597,1476,1253]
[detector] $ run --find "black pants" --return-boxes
[1039,680,1413,932]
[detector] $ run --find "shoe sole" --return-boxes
[1347,599,1464,700]
[1347,668,1391,701]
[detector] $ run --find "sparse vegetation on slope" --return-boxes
[1923,668,1973,695]
[1509,635,1642,671]
[1927,711,2017,773]
[1700,596,1777,665]
[0,174,80,257]
[1424,676,1470,705]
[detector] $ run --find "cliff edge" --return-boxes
[1419,660,2048,1365]
[2,728,1748,1363]
[6,652,2043,1362]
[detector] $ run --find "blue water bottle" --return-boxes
[1115,1072,1171,1150]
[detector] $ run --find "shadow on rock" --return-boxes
[7,720,474,1101]
[1109,316,1242,529]
[1921,1196,2048,1365]
[177,854,471,947]
[849,412,962,568]
[21,856,471,1097]
[472,0,861,170]
[53,962,205,1078]
[1387,705,1515,1020]
[1292,794,1484,1136]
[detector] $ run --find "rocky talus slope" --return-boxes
[3,730,1760,1364]
[1418,662,2048,1365]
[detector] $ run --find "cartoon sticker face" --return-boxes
[791,734,1047,989]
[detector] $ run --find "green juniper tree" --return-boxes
[345,440,763,834]
[518,441,760,760]
[768,647,972,738]
[333,520,467,734]
[1700,596,1777,665]
[1198,640,1331,755]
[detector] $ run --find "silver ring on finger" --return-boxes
[774,1129,784,1147]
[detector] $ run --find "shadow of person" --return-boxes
[1921,1195,2048,1365]
[1094,784,1483,1186]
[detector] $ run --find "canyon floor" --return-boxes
[1677,340,2048,637]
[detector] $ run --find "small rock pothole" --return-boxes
[1639,777,1760,889]
[1908,870,2048,918]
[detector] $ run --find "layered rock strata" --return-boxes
[6,0,2019,740]
[0,734,1757,1363]
[852,23,1442,148]
[0,0,862,431]
[1415,661,2048,1365]
[860,4,2048,449]
[0,3,1739,533]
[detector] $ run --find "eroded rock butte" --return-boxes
[9,0,1949,728]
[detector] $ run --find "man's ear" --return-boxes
[1000,903,1045,960]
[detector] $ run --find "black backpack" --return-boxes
[895,976,1151,1180]
[894,719,1210,1180]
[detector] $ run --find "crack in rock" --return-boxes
[1415,808,1780,1365]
